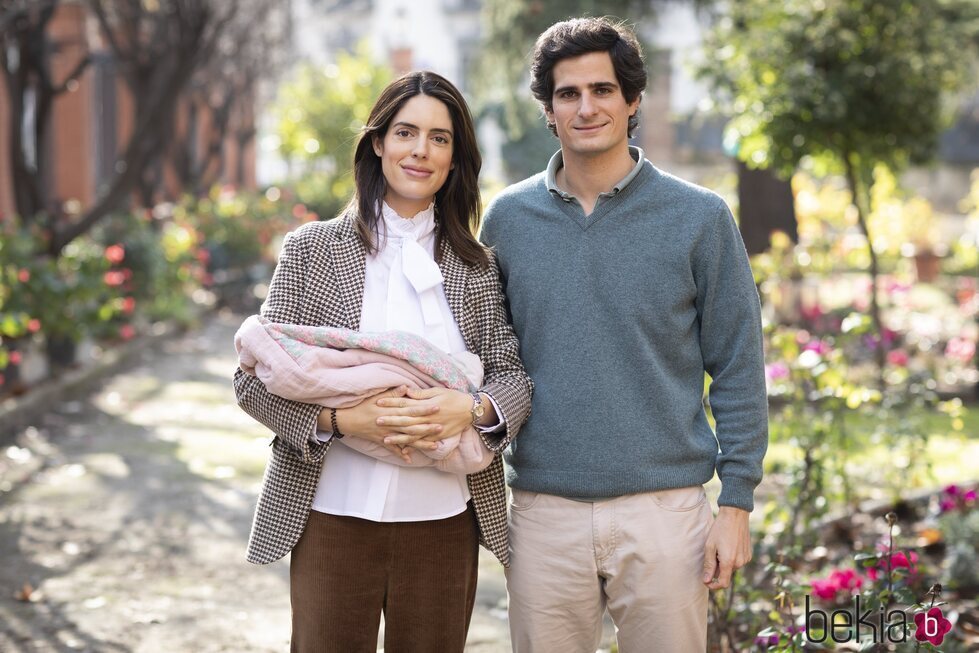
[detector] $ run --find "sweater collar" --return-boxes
[546,145,646,202]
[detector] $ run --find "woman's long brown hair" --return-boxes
[347,71,488,269]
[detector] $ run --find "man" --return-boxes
[479,17,769,653]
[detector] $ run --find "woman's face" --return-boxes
[373,94,455,218]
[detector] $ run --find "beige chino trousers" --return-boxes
[505,486,713,653]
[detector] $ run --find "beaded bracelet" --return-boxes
[330,408,345,439]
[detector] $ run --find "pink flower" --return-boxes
[292,203,308,219]
[17,268,30,283]
[810,578,839,601]
[939,498,957,514]
[944,485,961,497]
[766,362,790,381]
[104,271,125,286]
[945,337,976,364]
[119,325,135,341]
[867,549,919,582]
[803,339,832,355]
[886,349,909,367]
[121,297,136,314]
[9,351,22,365]
[829,568,863,593]
[885,279,911,294]
[800,304,824,322]
[964,489,977,503]
[105,244,125,264]
[27,319,41,333]
[810,568,865,603]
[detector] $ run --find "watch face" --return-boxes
[474,404,485,417]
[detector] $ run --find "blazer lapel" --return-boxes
[324,214,366,330]
[438,239,476,350]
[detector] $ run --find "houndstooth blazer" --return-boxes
[233,213,532,566]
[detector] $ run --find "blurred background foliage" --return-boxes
[272,44,392,221]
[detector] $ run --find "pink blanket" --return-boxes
[234,315,494,474]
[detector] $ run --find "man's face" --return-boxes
[545,51,640,157]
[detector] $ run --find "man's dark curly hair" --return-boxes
[530,17,647,138]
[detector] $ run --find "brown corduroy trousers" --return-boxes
[289,505,479,653]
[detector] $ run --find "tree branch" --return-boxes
[52,53,91,94]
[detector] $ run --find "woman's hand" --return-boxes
[375,388,489,447]
[317,386,443,456]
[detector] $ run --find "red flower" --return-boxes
[810,578,838,601]
[868,550,919,581]
[119,325,135,341]
[810,568,865,603]
[9,351,22,365]
[828,568,863,593]
[104,271,125,286]
[914,607,952,646]
[292,203,307,219]
[17,268,30,283]
[105,244,125,264]
[27,319,41,333]
[886,349,909,367]
[800,304,824,322]
[121,297,136,314]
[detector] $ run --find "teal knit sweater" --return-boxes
[480,160,768,511]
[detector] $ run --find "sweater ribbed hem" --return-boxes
[506,464,758,512]
[506,461,717,500]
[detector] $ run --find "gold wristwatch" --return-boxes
[469,392,485,425]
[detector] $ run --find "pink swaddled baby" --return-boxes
[234,315,494,474]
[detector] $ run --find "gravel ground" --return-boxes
[0,311,522,652]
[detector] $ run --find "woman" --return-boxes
[233,71,532,652]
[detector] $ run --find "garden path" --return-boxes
[0,312,581,652]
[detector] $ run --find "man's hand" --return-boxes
[316,386,442,454]
[702,506,752,590]
[375,387,478,447]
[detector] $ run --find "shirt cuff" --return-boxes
[475,393,505,433]
[313,428,333,443]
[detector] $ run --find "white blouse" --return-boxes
[310,202,473,521]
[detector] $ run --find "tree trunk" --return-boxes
[844,152,886,389]
[44,334,77,370]
[736,160,798,255]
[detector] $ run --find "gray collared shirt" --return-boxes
[545,145,646,212]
